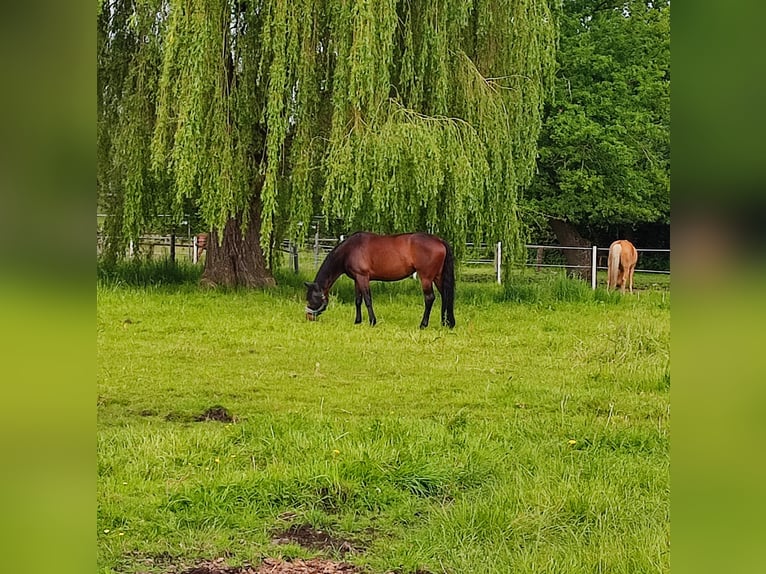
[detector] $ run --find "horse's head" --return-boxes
[304,281,328,321]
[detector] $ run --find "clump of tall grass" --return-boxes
[97,257,202,287]
[500,271,620,305]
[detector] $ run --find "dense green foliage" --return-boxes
[98,0,557,263]
[98,274,669,573]
[525,0,670,233]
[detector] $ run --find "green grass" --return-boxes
[97,263,669,573]
[98,258,203,286]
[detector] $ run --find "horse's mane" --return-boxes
[314,232,361,285]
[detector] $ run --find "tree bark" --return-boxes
[548,218,592,282]
[201,196,276,288]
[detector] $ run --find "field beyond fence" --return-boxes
[97,263,669,574]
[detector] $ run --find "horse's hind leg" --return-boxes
[420,279,436,329]
[364,290,376,326]
[354,284,363,324]
[433,276,450,327]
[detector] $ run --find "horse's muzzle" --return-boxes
[305,300,327,321]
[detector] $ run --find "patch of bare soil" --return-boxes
[156,525,375,574]
[193,406,234,422]
[139,526,436,574]
[176,557,363,574]
[271,524,359,555]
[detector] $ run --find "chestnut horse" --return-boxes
[305,232,455,328]
[607,239,638,293]
[195,233,208,262]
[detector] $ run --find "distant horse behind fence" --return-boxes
[304,232,456,328]
[194,233,208,263]
[607,240,638,293]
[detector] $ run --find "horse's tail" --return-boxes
[440,240,456,328]
[607,241,622,291]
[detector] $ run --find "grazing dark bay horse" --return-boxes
[305,232,456,328]
[607,239,638,293]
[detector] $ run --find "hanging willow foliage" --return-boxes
[98,0,556,265]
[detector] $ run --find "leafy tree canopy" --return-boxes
[525,0,670,234]
[98,0,557,268]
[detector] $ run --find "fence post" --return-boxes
[591,245,597,290]
[496,242,502,284]
[128,240,134,258]
[193,235,198,263]
[314,228,319,269]
[291,242,299,273]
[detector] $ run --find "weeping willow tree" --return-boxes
[98,0,556,287]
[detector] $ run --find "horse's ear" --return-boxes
[304,281,316,289]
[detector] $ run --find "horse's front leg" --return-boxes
[356,277,376,326]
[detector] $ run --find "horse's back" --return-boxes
[355,232,444,255]
[345,232,446,280]
[612,240,637,266]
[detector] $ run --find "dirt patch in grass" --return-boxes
[165,406,235,423]
[194,406,234,422]
[140,525,371,573]
[177,557,363,573]
[271,524,360,556]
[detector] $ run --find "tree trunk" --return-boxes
[548,218,592,282]
[201,196,276,288]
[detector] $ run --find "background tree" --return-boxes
[98,0,557,286]
[523,0,670,277]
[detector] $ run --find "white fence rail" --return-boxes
[523,244,670,288]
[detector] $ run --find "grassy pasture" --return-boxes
[97,263,669,573]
